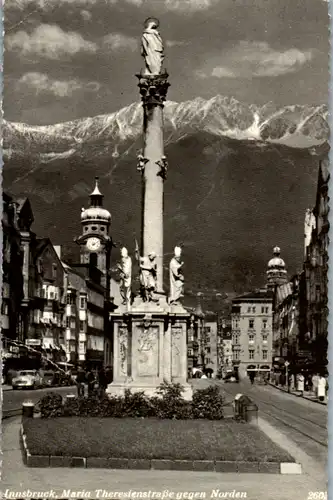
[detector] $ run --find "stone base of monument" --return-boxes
[107,297,193,401]
[106,381,193,401]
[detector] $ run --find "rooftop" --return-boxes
[233,289,274,302]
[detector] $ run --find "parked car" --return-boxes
[12,370,43,390]
[41,370,55,387]
[52,371,73,386]
[224,371,239,383]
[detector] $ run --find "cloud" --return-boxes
[81,10,92,21]
[166,40,188,47]
[9,0,97,8]
[17,72,101,96]
[198,41,313,79]
[103,33,137,51]
[8,0,216,12]
[6,24,97,59]
[163,0,217,12]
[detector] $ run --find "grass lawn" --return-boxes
[24,418,294,463]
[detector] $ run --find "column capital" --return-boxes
[136,72,170,106]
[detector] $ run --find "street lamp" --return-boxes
[194,292,205,373]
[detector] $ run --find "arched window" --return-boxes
[90,253,98,267]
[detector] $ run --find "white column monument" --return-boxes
[107,18,192,400]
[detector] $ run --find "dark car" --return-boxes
[224,371,239,383]
[42,370,55,387]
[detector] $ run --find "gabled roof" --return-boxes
[34,238,50,258]
[33,238,66,272]
[233,289,274,301]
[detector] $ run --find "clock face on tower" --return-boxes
[86,237,101,252]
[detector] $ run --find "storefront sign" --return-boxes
[26,339,41,346]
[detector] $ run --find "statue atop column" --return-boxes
[118,247,132,306]
[141,17,164,76]
[135,241,158,302]
[169,246,184,304]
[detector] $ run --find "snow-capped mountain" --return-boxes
[2,95,329,293]
[2,96,329,162]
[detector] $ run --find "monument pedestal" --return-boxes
[107,300,193,400]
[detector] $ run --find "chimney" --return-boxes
[53,245,61,259]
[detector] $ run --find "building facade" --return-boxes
[186,303,218,376]
[272,275,300,372]
[28,239,67,357]
[202,313,218,376]
[300,156,329,375]
[221,320,233,373]
[231,289,274,379]
[1,193,24,352]
[2,180,120,375]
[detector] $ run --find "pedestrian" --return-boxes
[86,368,95,397]
[312,373,318,396]
[249,371,255,385]
[98,367,108,397]
[317,374,326,402]
[76,366,86,397]
[105,366,113,385]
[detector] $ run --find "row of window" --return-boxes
[232,350,268,360]
[66,341,86,353]
[249,349,268,360]
[232,318,269,329]
[66,317,86,332]
[66,294,87,309]
[40,288,59,300]
[233,333,268,343]
[247,306,270,314]
[249,319,268,329]
[249,334,268,342]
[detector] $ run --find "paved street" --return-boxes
[194,379,328,468]
[0,380,328,500]
[1,415,327,500]
[2,386,77,414]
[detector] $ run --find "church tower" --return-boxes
[266,246,288,289]
[76,177,112,294]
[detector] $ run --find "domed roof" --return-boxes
[80,177,111,223]
[81,206,111,222]
[267,246,286,269]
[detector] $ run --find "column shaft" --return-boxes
[142,104,164,292]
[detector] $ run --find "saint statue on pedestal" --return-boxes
[169,246,184,304]
[141,17,164,76]
[135,242,158,302]
[117,247,132,306]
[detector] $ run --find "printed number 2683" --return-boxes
[308,493,327,500]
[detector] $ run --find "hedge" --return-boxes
[40,382,225,420]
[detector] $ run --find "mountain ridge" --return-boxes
[2,95,329,294]
[3,95,329,162]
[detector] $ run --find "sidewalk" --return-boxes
[2,385,13,391]
[267,381,328,405]
[1,417,327,500]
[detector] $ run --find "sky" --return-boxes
[4,0,329,125]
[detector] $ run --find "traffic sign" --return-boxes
[284,361,290,367]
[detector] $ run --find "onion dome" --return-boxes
[266,246,288,288]
[81,177,111,223]
[268,246,286,269]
